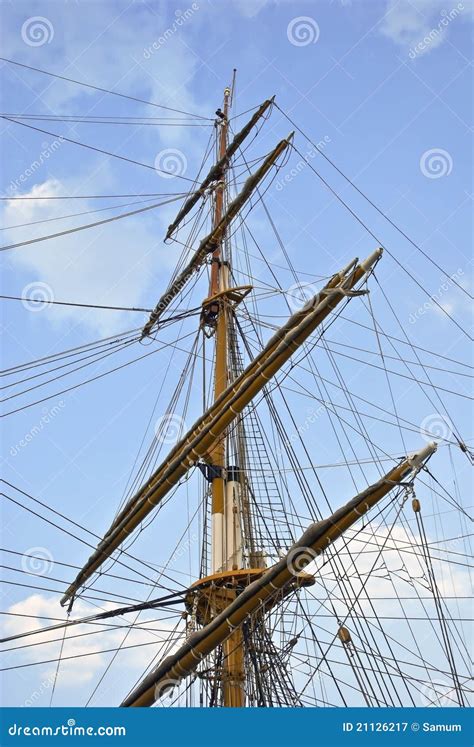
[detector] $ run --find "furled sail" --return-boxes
[61,248,382,606]
[122,441,437,707]
[140,132,292,339]
[164,97,274,240]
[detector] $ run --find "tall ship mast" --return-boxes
[2,74,472,710]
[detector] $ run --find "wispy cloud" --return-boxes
[1,178,180,335]
[379,0,470,55]
[1,593,183,705]
[1,3,228,335]
[2,2,205,124]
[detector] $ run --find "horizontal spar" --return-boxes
[122,441,437,706]
[60,249,382,606]
[164,97,275,240]
[140,131,292,339]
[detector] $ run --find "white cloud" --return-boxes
[2,516,470,706]
[1,178,183,336]
[3,3,206,131]
[379,0,470,53]
[1,593,184,705]
[2,2,223,336]
[3,0,268,341]
[314,520,471,623]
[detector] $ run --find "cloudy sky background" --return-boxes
[1,0,472,707]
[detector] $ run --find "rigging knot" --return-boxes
[205,179,224,198]
[401,482,416,507]
[320,288,369,298]
[457,438,474,464]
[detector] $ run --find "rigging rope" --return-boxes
[275,104,472,301]
[0,57,213,120]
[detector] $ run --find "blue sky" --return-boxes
[0,0,472,707]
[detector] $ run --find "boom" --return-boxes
[122,441,437,706]
[140,132,291,339]
[60,248,382,606]
[164,97,274,240]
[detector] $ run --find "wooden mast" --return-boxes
[58,83,416,709]
[206,81,246,707]
[122,441,437,707]
[208,83,230,576]
[60,249,381,607]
